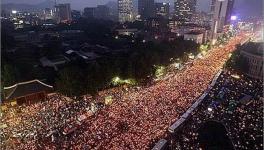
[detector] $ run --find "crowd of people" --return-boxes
[1,34,249,149]
[171,70,263,150]
[0,93,94,149]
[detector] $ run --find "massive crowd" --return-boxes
[172,70,263,150]
[1,34,249,149]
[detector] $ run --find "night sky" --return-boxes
[2,0,262,17]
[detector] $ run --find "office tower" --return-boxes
[106,1,119,21]
[84,5,110,20]
[95,5,110,20]
[174,0,197,22]
[83,7,96,18]
[138,0,155,20]
[54,3,72,23]
[71,10,81,21]
[191,11,211,26]
[155,2,170,19]
[118,0,133,23]
[225,0,235,25]
[210,0,234,41]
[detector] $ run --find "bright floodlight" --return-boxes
[208,107,213,112]
[231,16,237,21]
[155,66,165,78]
[12,10,17,14]
[188,53,195,59]
[231,74,240,79]
[112,77,120,83]
[174,63,180,69]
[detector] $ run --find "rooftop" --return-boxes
[4,80,53,100]
[241,42,264,56]
[185,31,203,35]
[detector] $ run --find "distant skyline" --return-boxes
[2,0,210,11]
[2,0,262,17]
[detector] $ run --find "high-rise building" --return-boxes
[95,5,110,20]
[174,0,197,22]
[118,0,133,23]
[54,3,72,23]
[106,1,118,21]
[83,5,110,20]
[138,0,155,20]
[225,0,235,25]
[191,11,211,26]
[71,10,81,21]
[155,2,170,19]
[43,8,54,20]
[83,7,96,18]
[210,0,234,42]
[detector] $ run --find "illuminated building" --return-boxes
[191,11,211,26]
[10,10,40,29]
[118,0,133,23]
[210,0,234,42]
[138,0,155,20]
[184,31,204,44]
[237,22,254,32]
[43,8,54,20]
[174,0,197,22]
[155,2,170,19]
[54,3,72,23]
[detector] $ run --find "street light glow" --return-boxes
[155,66,166,79]
[231,74,240,79]
[12,10,17,14]
[231,15,237,21]
[112,77,136,86]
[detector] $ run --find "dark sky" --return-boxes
[2,0,210,11]
[2,0,262,17]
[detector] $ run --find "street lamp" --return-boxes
[12,10,17,14]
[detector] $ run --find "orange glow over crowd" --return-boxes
[1,33,249,149]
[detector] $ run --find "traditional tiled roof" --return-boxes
[4,80,53,100]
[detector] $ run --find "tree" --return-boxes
[55,66,84,97]
[236,56,249,73]
[2,64,17,87]
[225,50,249,73]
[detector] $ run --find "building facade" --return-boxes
[71,10,81,21]
[55,3,72,23]
[191,11,211,26]
[138,0,155,20]
[3,80,53,105]
[155,2,170,19]
[184,31,204,44]
[240,42,263,80]
[210,0,234,42]
[95,5,110,20]
[174,0,197,22]
[118,0,133,23]
[83,5,111,20]
[83,7,96,18]
[43,8,54,20]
